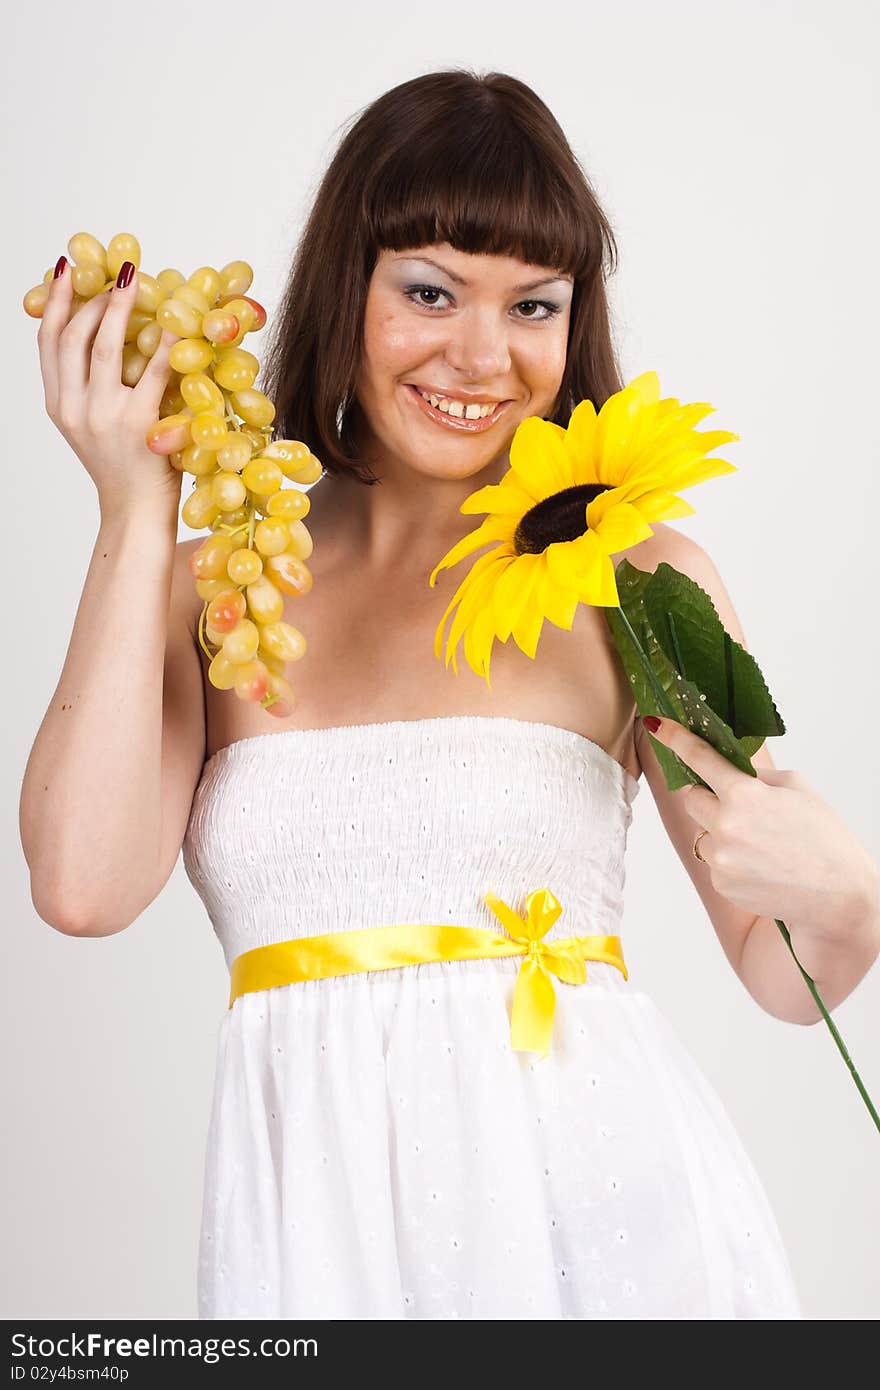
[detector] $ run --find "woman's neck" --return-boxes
[306,454,511,573]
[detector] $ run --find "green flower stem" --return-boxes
[606,606,880,1135]
[774,918,880,1131]
[613,606,680,720]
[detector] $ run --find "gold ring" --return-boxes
[693,829,710,863]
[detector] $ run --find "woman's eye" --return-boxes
[407,286,446,308]
[516,299,560,320]
[403,285,562,321]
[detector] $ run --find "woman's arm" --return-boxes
[628,523,879,1024]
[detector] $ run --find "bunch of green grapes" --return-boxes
[24,231,323,718]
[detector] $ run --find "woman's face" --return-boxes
[351,243,575,481]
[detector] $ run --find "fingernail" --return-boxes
[643,715,661,733]
[116,261,135,289]
[54,255,67,279]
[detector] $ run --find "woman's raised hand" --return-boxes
[37,258,183,520]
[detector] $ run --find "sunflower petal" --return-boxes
[459,481,536,517]
[470,594,506,688]
[508,594,542,658]
[535,557,580,631]
[598,429,738,501]
[539,420,569,443]
[433,546,504,664]
[544,535,592,590]
[428,515,515,586]
[626,370,661,407]
[668,456,738,490]
[623,408,724,473]
[595,383,645,485]
[433,566,474,660]
[552,528,607,602]
[509,416,575,498]
[588,472,667,512]
[443,552,507,672]
[651,435,739,488]
[562,398,601,483]
[492,554,539,642]
[500,556,561,658]
[672,401,722,430]
[633,490,697,522]
[588,499,655,553]
[571,531,620,606]
[461,554,510,681]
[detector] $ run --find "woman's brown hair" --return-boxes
[260,68,624,487]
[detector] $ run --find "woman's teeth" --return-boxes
[414,386,496,419]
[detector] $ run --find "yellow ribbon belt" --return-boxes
[228,887,627,1058]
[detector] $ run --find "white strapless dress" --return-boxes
[181,714,804,1320]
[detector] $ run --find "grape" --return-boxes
[24,230,324,717]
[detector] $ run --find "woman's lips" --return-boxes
[403,382,513,433]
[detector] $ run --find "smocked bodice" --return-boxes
[182,714,641,970]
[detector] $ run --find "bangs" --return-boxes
[363,108,601,280]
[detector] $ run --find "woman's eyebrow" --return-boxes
[393,254,572,293]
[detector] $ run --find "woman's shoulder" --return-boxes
[613,519,707,574]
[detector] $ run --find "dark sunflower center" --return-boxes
[513,484,608,555]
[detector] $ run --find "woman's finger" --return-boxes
[35,258,76,418]
[131,328,180,419]
[88,264,139,404]
[56,287,115,421]
[643,715,754,798]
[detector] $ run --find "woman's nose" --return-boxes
[442,311,513,381]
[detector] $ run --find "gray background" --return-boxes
[3,0,877,1320]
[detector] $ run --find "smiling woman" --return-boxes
[259,69,623,488]
[157,68,818,1322]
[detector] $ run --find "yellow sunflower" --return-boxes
[428,370,738,687]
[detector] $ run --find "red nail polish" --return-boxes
[54,255,67,279]
[116,261,135,289]
[643,715,661,733]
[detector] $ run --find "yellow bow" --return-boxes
[483,887,590,1058]
[227,886,626,1056]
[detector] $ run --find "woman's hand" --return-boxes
[37,258,183,521]
[643,715,879,944]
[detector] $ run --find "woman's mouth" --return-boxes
[403,382,513,433]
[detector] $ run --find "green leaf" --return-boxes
[642,562,785,739]
[604,559,786,792]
